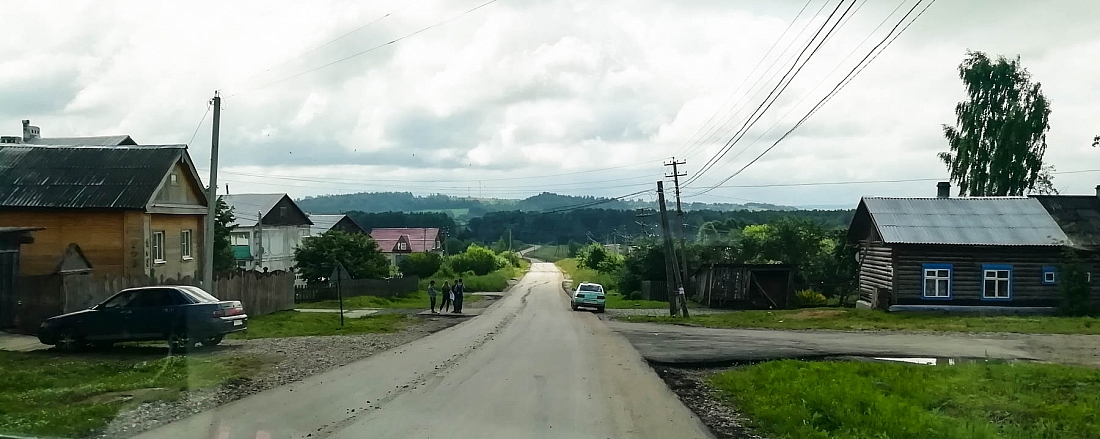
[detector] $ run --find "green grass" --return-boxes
[556,258,683,309]
[296,290,484,310]
[0,351,275,438]
[710,360,1100,439]
[229,311,410,339]
[624,308,1100,334]
[526,245,570,262]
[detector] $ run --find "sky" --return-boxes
[2,0,1098,209]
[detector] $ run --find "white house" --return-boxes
[223,193,312,272]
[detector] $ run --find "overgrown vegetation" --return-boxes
[710,360,1100,439]
[557,259,670,309]
[294,231,390,284]
[625,309,1100,334]
[1059,249,1095,316]
[0,351,275,438]
[230,311,409,339]
[398,252,443,278]
[212,196,237,272]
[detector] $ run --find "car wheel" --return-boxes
[55,329,83,353]
[570,303,578,311]
[202,335,224,347]
[169,329,196,353]
[596,307,605,313]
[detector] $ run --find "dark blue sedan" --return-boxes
[38,285,248,352]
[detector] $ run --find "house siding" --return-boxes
[152,162,205,205]
[893,245,1064,307]
[148,214,204,279]
[857,244,893,305]
[0,211,127,276]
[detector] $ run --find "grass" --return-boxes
[296,290,484,310]
[0,350,275,438]
[229,311,410,339]
[556,258,684,309]
[623,308,1100,334]
[710,360,1100,439]
[526,245,570,262]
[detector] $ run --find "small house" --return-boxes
[223,194,312,272]
[847,182,1098,311]
[369,228,444,266]
[307,214,366,237]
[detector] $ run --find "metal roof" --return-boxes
[0,145,189,209]
[1031,195,1100,250]
[307,214,346,237]
[26,135,136,146]
[222,193,287,227]
[860,197,1069,246]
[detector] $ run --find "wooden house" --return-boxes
[846,182,1100,311]
[223,194,312,272]
[369,228,444,267]
[0,145,208,279]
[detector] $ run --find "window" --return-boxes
[170,173,178,186]
[152,231,165,263]
[397,241,408,251]
[921,264,952,299]
[279,206,288,218]
[231,232,251,246]
[1042,266,1056,285]
[181,229,193,260]
[127,289,179,308]
[983,264,1012,300]
[101,291,136,309]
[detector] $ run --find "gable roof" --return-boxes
[308,214,346,236]
[0,145,205,209]
[26,135,136,146]
[848,197,1068,246]
[1031,195,1100,250]
[223,193,312,227]
[369,228,441,253]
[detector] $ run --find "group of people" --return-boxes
[427,279,465,314]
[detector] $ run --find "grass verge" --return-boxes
[624,308,1100,334]
[230,311,410,339]
[0,351,274,438]
[710,360,1100,439]
[297,290,484,310]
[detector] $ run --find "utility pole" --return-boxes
[255,210,264,270]
[665,157,690,317]
[656,181,683,317]
[202,91,221,294]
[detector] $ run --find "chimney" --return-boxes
[21,119,39,141]
[937,182,951,198]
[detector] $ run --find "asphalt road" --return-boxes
[134,263,712,439]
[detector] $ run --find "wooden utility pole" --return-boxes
[665,157,690,317]
[657,181,683,317]
[202,92,221,294]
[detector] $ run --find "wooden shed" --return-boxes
[846,194,1095,311]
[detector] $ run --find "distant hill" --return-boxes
[295,191,793,218]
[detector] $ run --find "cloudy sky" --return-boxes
[2,0,1098,208]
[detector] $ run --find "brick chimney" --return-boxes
[937,182,951,198]
[21,120,39,142]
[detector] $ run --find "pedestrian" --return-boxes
[452,278,464,313]
[440,281,453,313]
[427,280,438,313]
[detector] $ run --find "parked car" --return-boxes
[38,285,248,352]
[571,282,606,313]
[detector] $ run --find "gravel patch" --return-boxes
[92,316,465,438]
[652,366,767,439]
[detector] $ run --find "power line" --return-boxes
[687,0,941,198]
[226,0,502,97]
[187,105,211,145]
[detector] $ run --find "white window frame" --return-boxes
[982,265,1012,300]
[181,229,193,260]
[397,241,408,251]
[921,264,952,299]
[152,231,166,264]
[231,232,251,246]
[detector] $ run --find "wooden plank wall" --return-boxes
[10,274,63,334]
[340,277,419,298]
[59,270,295,316]
[893,245,1064,306]
[148,214,203,279]
[857,244,893,304]
[0,211,126,276]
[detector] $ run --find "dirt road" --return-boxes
[135,263,712,439]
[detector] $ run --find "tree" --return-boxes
[1032,165,1059,195]
[577,243,608,271]
[938,51,1051,196]
[447,244,504,275]
[294,231,389,284]
[398,252,443,278]
[213,197,237,272]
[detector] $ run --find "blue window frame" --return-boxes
[922,263,953,300]
[982,264,1013,301]
[1042,266,1057,285]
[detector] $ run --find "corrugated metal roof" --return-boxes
[0,145,186,209]
[370,228,441,253]
[222,194,287,227]
[1031,195,1100,249]
[862,197,1068,246]
[308,214,346,237]
[26,135,136,146]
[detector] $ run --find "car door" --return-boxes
[85,290,135,341]
[125,288,179,340]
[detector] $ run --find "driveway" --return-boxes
[134,263,712,439]
[607,321,1100,365]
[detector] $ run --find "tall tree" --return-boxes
[938,51,1051,196]
[294,231,390,284]
[213,196,237,272]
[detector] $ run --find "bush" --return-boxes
[398,252,443,278]
[627,291,642,300]
[498,250,523,268]
[795,289,827,307]
[1059,250,1095,316]
[446,244,505,276]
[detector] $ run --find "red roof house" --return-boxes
[369,228,444,265]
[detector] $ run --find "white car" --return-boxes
[571,282,606,313]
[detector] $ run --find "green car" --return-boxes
[571,282,606,313]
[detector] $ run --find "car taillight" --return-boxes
[213,302,244,318]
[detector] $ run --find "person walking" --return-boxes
[440,281,453,313]
[452,278,464,314]
[427,280,439,313]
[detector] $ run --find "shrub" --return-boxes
[627,291,642,300]
[398,252,443,278]
[1059,249,1094,316]
[795,289,827,307]
[498,250,523,268]
[447,244,505,276]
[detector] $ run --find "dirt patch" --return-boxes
[85,388,177,405]
[653,366,766,439]
[785,309,845,320]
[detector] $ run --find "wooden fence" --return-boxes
[294,276,419,303]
